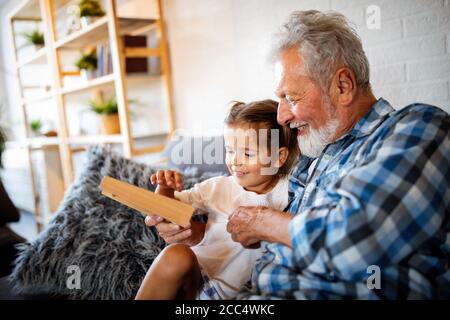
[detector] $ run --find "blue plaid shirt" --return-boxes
[239,98,450,299]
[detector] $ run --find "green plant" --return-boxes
[21,30,45,46]
[79,0,105,17]
[75,50,97,70]
[30,119,42,134]
[89,97,118,115]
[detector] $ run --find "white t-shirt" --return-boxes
[174,175,289,299]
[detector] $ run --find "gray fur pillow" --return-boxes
[9,145,221,299]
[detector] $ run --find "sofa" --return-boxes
[2,135,228,300]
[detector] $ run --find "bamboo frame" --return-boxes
[6,0,177,230]
[8,2,42,233]
[106,0,133,157]
[156,0,176,134]
[41,0,74,186]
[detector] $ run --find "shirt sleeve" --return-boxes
[174,176,224,213]
[288,108,450,281]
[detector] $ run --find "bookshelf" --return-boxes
[7,0,176,231]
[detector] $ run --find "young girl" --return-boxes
[135,99,299,300]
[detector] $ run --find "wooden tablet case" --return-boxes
[100,176,194,228]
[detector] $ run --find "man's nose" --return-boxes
[277,101,294,126]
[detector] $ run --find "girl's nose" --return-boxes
[231,153,242,166]
[277,100,294,126]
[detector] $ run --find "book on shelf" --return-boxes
[96,43,113,77]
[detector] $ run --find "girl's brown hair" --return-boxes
[224,99,299,176]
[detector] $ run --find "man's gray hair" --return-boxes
[273,10,371,94]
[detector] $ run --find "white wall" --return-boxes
[163,0,450,133]
[0,0,30,141]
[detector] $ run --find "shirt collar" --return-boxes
[348,97,394,138]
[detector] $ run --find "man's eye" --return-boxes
[226,150,234,154]
[287,98,298,106]
[245,152,256,157]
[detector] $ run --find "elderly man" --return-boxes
[147,10,450,299]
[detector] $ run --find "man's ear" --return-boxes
[274,147,289,168]
[330,67,357,107]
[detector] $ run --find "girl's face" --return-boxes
[224,125,284,194]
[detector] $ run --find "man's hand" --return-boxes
[227,206,293,249]
[145,215,205,246]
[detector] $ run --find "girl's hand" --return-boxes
[151,170,183,193]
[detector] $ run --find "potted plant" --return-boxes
[89,97,120,134]
[75,49,97,80]
[79,0,106,28]
[21,30,45,50]
[30,119,42,136]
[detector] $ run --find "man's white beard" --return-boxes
[297,118,339,158]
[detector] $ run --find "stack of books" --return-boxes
[96,44,113,77]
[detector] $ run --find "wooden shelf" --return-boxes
[61,73,115,95]
[133,131,169,139]
[65,132,167,146]
[23,92,54,105]
[27,136,61,149]
[4,137,60,149]
[55,17,156,49]
[9,0,41,21]
[61,73,163,95]
[67,134,124,145]
[124,47,160,58]
[132,144,165,156]
[16,47,47,68]
[125,74,163,85]
[5,140,28,149]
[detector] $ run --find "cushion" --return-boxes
[9,145,222,299]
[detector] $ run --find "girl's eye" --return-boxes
[245,152,256,157]
[226,150,234,154]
